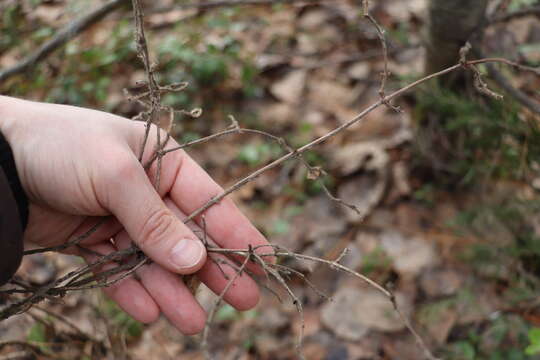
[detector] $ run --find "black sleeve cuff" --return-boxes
[0,131,28,229]
[0,131,27,286]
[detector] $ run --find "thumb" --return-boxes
[101,153,206,274]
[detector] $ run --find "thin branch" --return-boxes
[295,45,420,70]
[0,247,140,320]
[486,63,540,114]
[23,218,108,255]
[391,297,441,360]
[32,306,98,342]
[469,57,539,75]
[150,0,319,14]
[201,253,251,359]
[363,1,390,98]
[0,0,126,83]
[486,5,540,26]
[470,47,540,114]
[209,247,391,297]
[132,0,161,162]
[207,245,440,358]
[0,341,47,358]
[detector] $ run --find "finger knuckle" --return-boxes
[139,208,175,249]
[114,155,139,179]
[102,152,138,183]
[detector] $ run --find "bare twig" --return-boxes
[206,244,439,358]
[295,45,420,70]
[486,5,540,26]
[201,252,251,359]
[0,246,141,320]
[23,218,108,255]
[362,1,390,99]
[131,0,161,162]
[486,63,540,114]
[391,297,441,360]
[32,306,98,343]
[463,44,540,112]
[150,0,319,13]
[0,341,47,358]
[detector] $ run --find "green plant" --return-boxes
[448,341,476,360]
[238,142,282,166]
[453,200,540,277]
[270,219,290,236]
[215,304,259,323]
[526,328,540,356]
[509,0,539,11]
[413,183,436,206]
[101,299,144,339]
[440,309,533,359]
[360,247,392,274]
[26,321,50,352]
[0,4,25,52]
[27,322,47,343]
[413,85,540,187]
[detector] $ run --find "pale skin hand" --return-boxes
[0,95,270,334]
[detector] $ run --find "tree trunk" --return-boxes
[425,0,488,75]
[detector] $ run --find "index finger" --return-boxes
[159,148,273,265]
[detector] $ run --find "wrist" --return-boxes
[0,96,32,144]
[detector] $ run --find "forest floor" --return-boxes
[1,0,540,359]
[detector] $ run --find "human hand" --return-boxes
[0,96,269,334]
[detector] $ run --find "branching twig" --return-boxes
[131,0,161,162]
[486,63,540,114]
[174,56,536,229]
[471,47,540,114]
[205,244,432,358]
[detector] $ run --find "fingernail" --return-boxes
[170,239,204,270]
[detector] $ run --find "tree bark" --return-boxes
[425,0,488,74]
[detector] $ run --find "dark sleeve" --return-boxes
[0,131,27,286]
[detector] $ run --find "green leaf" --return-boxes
[525,328,540,355]
[191,55,228,85]
[215,304,238,322]
[27,322,46,343]
[238,144,260,165]
[509,0,538,11]
[271,219,290,236]
[452,341,476,360]
[101,299,144,339]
